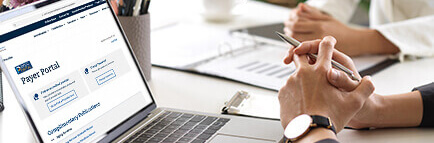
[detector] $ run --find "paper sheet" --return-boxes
[236,93,280,120]
[152,24,389,90]
[151,24,255,68]
[195,44,388,91]
[195,45,294,90]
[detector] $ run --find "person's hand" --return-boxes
[278,36,375,133]
[282,37,383,129]
[287,3,326,22]
[327,63,385,129]
[284,3,362,56]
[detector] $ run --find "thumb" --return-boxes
[352,76,375,99]
[327,68,359,91]
[299,3,310,13]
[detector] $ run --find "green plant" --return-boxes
[297,0,307,3]
[360,0,370,11]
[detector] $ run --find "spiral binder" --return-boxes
[181,32,264,70]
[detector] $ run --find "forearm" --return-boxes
[351,29,400,55]
[367,91,423,128]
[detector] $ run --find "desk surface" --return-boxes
[3,58,434,143]
[2,0,434,143]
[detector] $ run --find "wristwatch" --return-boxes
[284,114,336,142]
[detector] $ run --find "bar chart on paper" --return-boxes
[195,45,295,91]
[237,61,295,79]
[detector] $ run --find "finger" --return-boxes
[284,20,314,33]
[289,8,305,22]
[296,44,359,77]
[317,36,337,68]
[284,27,293,37]
[327,68,359,91]
[284,46,295,64]
[299,11,330,21]
[288,10,309,22]
[294,39,321,55]
[293,54,309,68]
[297,4,330,20]
[298,3,310,13]
[331,50,361,78]
[289,21,319,33]
[289,15,309,22]
[352,76,375,99]
[286,28,320,42]
[292,33,318,42]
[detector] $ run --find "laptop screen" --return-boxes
[0,0,153,142]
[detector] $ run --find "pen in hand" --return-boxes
[275,31,360,82]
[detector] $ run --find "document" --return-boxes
[152,23,394,91]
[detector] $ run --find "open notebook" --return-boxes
[152,23,397,91]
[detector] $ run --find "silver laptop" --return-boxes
[0,0,283,142]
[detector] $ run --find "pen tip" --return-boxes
[275,31,284,38]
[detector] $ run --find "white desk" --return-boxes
[3,58,434,143]
[2,0,434,143]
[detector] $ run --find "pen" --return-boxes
[140,0,148,15]
[275,32,360,82]
[133,0,143,16]
[124,0,134,16]
[141,0,150,15]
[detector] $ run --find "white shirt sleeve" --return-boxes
[306,0,360,23]
[374,15,434,60]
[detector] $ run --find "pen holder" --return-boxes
[118,13,151,81]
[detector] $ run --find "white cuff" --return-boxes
[306,0,360,23]
[374,16,434,61]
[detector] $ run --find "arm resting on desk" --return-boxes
[413,82,434,127]
[363,91,423,128]
[349,82,434,128]
[325,68,425,128]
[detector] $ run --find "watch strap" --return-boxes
[283,115,337,143]
[311,115,336,134]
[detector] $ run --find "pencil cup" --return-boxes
[118,14,151,81]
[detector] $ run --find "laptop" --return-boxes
[0,0,283,142]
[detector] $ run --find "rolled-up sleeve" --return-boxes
[306,0,360,23]
[374,16,434,61]
[413,82,434,127]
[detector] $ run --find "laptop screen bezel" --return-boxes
[0,0,157,142]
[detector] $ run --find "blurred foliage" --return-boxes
[360,0,370,11]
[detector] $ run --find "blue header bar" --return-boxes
[0,0,106,43]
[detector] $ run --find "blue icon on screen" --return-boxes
[84,68,89,74]
[34,94,39,101]
[15,61,33,75]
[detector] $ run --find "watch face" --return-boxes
[284,114,313,139]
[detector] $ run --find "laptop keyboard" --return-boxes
[123,111,230,143]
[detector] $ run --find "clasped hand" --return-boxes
[278,36,375,133]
